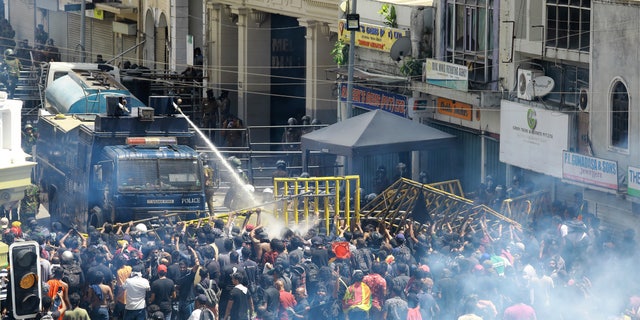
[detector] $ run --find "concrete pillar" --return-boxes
[299,19,319,118]
[171,0,189,72]
[298,20,337,123]
[235,7,249,122]
[206,3,222,94]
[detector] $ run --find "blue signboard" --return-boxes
[339,83,408,117]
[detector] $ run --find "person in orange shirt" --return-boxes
[113,255,132,320]
[47,266,71,320]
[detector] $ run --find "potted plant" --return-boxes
[331,39,349,66]
[400,58,423,79]
[378,4,397,28]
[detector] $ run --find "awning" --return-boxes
[95,3,137,15]
[326,67,407,85]
[375,0,434,6]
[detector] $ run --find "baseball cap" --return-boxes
[157,264,167,273]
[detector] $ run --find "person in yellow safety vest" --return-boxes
[343,269,372,320]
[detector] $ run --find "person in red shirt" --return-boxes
[363,262,387,320]
[503,291,537,320]
[276,280,296,320]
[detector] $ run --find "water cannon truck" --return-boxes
[35,67,206,231]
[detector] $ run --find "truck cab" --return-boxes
[92,137,205,225]
[35,109,207,231]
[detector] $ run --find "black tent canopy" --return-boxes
[301,110,456,173]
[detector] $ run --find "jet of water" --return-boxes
[172,102,321,239]
[172,102,258,208]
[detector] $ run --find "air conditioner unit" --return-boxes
[517,68,543,100]
[578,88,589,112]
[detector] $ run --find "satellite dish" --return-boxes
[390,37,412,62]
[528,76,555,97]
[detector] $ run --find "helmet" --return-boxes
[24,124,33,130]
[365,193,377,202]
[4,49,14,57]
[61,250,74,263]
[135,223,147,233]
[276,160,287,170]
[311,119,321,125]
[287,117,298,125]
[301,115,311,125]
[299,172,310,178]
[228,156,241,167]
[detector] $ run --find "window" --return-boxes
[445,0,493,84]
[546,0,590,51]
[611,81,629,149]
[117,159,202,192]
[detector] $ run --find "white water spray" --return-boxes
[172,102,258,207]
[173,102,320,239]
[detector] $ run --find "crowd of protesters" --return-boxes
[1,192,640,320]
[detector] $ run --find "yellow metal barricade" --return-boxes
[273,176,360,234]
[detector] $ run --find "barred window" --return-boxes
[611,81,629,149]
[445,0,494,84]
[546,0,590,52]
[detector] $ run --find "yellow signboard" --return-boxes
[437,97,473,121]
[94,9,104,20]
[338,20,407,53]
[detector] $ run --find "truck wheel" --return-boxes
[89,207,104,228]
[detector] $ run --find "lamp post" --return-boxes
[345,0,359,119]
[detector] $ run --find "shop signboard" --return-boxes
[500,101,569,178]
[436,97,472,121]
[562,151,618,191]
[339,83,407,117]
[628,166,640,197]
[423,59,468,92]
[338,20,406,53]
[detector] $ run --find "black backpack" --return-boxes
[242,262,259,294]
[351,248,372,274]
[62,264,83,294]
[196,279,221,307]
[302,260,320,284]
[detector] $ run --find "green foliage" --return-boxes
[331,39,349,66]
[400,58,423,78]
[378,4,397,28]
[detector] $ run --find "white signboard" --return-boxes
[423,59,469,92]
[628,166,640,197]
[499,100,569,178]
[562,151,618,190]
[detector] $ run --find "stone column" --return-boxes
[234,7,249,122]
[298,19,336,123]
[298,19,319,118]
[206,2,222,93]
[170,0,189,71]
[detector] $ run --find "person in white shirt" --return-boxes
[122,265,150,320]
[189,294,216,320]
